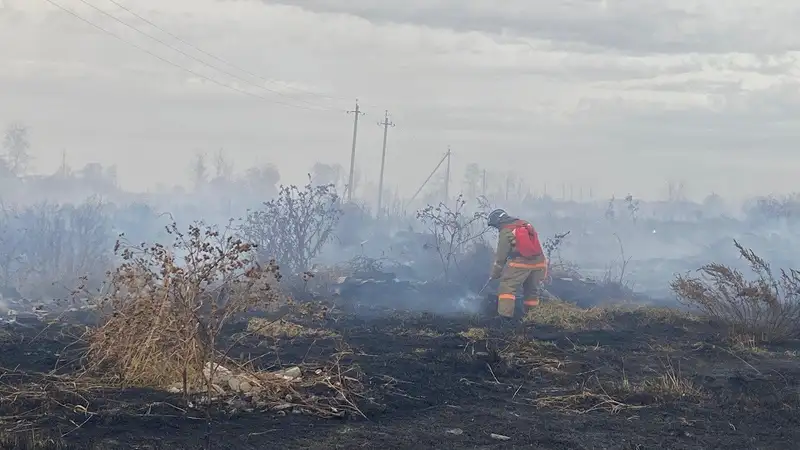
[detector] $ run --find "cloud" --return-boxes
[0,0,798,200]
[264,0,800,54]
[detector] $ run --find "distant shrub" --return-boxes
[241,179,342,276]
[671,240,800,343]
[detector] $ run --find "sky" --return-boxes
[1,0,799,201]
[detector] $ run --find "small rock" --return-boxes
[272,366,302,381]
[228,377,241,392]
[238,380,253,393]
[490,433,510,441]
[203,362,233,383]
[446,428,463,435]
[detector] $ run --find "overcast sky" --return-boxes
[1,0,799,200]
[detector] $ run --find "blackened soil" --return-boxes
[0,303,798,450]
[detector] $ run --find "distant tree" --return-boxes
[80,162,104,181]
[702,193,725,216]
[105,165,118,188]
[0,156,11,179]
[190,152,208,189]
[462,163,482,200]
[311,162,344,189]
[75,162,117,192]
[244,164,280,197]
[212,148,234,181]
[624,194,640,222]
[605,196,616,220]
[666,180,687,202]
[422,173,448,206]
[2,124,32,176]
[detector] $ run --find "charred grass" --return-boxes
[2,297,799,449]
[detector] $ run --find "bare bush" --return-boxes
[602,233,632,287]
[542,231,572,278]
[671,240,800,343]
[416,194,488,282]
[745,194,800,221]
[241,179,342,276]
[624,194,640,222]
[0,202,22,291]
[0,199,111,298]
[86,221,282,392]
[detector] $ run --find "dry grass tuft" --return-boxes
[648,364,700,399]
[524,300,607,330]
[620,358,702,401]
[84,221,283,391]
[459,327,489,341]
[671,240,800,343]
[498,336,569,376]
[531,374,641,415]
[247,317,336,339]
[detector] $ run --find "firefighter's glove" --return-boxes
[490,264,503,280]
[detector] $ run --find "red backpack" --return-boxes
[503,221,543,258]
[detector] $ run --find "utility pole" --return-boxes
[346,99,364,202]
[481,169,487,197]
[444,146,451,204]
[60,150,67,177]
[406,151,449,209]
[376,110,395,216]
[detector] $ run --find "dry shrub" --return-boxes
[671,240,800,343]
[85,220,282,391]
[240,179,342,276]
[416,194,489,282]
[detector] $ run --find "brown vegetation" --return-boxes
[671,240,800,343]
[85,221,282,389]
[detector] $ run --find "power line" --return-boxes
[73,0,331,110]
[104,0,358,106]
[42,0,332,111]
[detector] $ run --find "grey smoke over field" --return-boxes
[1,151,799,317]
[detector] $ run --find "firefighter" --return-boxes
[487,209,547,318]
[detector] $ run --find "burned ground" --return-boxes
[0,299,798,450]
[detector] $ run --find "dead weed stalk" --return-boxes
[671,240,800,343]
[532,376,642,415]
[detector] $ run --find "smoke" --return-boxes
[1,149,800,318]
